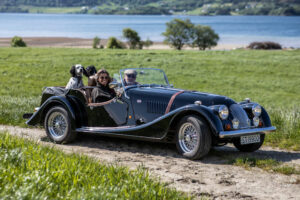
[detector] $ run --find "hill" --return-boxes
[0,0,299,15]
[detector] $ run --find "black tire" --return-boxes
[233,134,265,152]
[44,106,76,144]
[175,115,212,160]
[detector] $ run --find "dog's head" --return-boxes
[85,65,97,77]
[70,64,84,77]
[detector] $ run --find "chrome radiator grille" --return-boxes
[230,104,250,128]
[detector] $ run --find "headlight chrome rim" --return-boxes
[252,104,262,117]
[219,105,229,120]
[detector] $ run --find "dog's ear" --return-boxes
[91,66,97,75]
[70,66,76,77]
[82,67,89,77]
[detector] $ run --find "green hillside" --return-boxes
[0,0,299,15]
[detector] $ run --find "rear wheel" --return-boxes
[233,134,265,152]
[176,115,212,160]
[44,106,76,143]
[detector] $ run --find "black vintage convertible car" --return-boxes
[24,68,276,159]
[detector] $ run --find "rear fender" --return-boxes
[169,104,223,137]
[26,96,77,130]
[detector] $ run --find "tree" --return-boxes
[11,36,27,47]
[122,28,141,49]
[162,18,194,50]
[191,25,219,50]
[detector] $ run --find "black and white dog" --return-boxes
[65,64,85,89]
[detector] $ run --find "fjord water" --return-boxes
[0,13,299,47]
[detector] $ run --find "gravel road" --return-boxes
[1,125,299,200]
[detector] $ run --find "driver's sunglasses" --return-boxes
[99,76,108,80]
[126,74,136,78]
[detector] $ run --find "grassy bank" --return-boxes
[0,132,190,199]
[229,157,300,176]
[0,48,299,150]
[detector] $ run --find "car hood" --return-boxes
[127,86,236,108]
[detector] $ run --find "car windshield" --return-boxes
[120,68,169,87]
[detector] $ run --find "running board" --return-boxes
[76,126,163,141]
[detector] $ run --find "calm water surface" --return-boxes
[0,13,299,47]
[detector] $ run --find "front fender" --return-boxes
[169,104,224,136]
[26,96,77,130]
[239,102,272,127]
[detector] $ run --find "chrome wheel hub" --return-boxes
[48,112,67,138]
[178,122,199,153]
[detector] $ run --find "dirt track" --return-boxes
[1,125,299,200]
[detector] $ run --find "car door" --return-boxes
[86,97,129,127]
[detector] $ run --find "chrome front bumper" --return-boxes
[219,126,276,138]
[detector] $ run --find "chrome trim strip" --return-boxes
[219,126,276,138]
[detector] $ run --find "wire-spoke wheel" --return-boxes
[178,122,199,153]
[44,106,76,143]
[176,115,211,160]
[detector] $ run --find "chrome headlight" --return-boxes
[253,116,260,127]
[252,104,262,117]
[219,105,229,120]
[232,118,239,129]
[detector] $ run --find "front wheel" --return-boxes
[44,106,76,144]
[176,115,212,160]
[233,134,265,152]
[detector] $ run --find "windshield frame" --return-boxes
[119,68,170,99]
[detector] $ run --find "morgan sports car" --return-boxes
[24,68,276,160]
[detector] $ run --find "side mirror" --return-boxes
[170,84,174,88]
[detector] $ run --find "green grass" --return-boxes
[0,48,299,149]
[22,6,83,14]
[0,131,191,199]
[229,157,300,176]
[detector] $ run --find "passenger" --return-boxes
[124,69,138,86]
[91,69,116,103]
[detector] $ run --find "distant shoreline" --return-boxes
[0,37,247,50]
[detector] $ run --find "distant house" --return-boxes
[81,6,89,12]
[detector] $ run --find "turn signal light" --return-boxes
[225,124,231,131]
[259,121,263,127]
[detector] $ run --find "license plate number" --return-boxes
[240,134,260,145]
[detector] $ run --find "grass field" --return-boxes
[0,48,299,150]
[22,6,83,13]
[0,132,190,199]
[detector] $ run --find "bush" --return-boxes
[11,36,27,47]
[142,38,153,48]
[122,28,142,49]
[92,36,101,49]
[106,37,126,49]
[247,42,282,50]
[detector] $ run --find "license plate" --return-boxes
[240,134,260,145]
